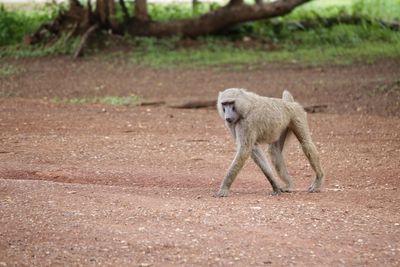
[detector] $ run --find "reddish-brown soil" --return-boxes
[1,57,399,266]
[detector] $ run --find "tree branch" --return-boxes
[73,24,99,59]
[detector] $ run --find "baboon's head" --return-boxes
[221,101,240,124]
[218,88,250,124]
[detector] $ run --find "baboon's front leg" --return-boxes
[251,145,282,194]
[216,146,251,197]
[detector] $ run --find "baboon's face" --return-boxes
[222,101,240,124]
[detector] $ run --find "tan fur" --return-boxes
[216,88,324,197]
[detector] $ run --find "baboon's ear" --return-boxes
[217,93,225,119]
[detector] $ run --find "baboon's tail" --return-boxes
[282,90,294,102]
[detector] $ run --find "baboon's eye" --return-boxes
[232,106,235,112]
[222,107,225,113]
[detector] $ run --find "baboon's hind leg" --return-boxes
[291,115,325,192]
[252,145,282,194]
[268,129,293,192]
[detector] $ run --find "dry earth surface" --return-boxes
[1,57,400,266]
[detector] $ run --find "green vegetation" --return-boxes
[127,23,400,67]
[0,64,19,96]
[0,89,16,97]
[51,95,142,106]
[288,0,400,21]
[1,0,399,66]
[373,79,400,95]
[0,3,76,57]
[0,4,59,46]
[0,35,79,58]
[0,63,19,77]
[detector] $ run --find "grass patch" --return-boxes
[0,63,19,77]
[51,95,142,106]
[127,41,400,68]
[0,64,19,96]
[374,80,400,95]
[0,34,80,58]
[0,89,16,97]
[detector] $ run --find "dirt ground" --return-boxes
[1,57,400,266]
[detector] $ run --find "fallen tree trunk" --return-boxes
[126,0,312,37]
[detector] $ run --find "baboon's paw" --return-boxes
[308,184,321,193]
[281,186,293,193]
[213,188,229,198]
[271,188,283,195]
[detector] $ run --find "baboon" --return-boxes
[216,88,324,197]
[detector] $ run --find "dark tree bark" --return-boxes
[95,0,118,30]
[135,0,150,21]
[227,0,244,7]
